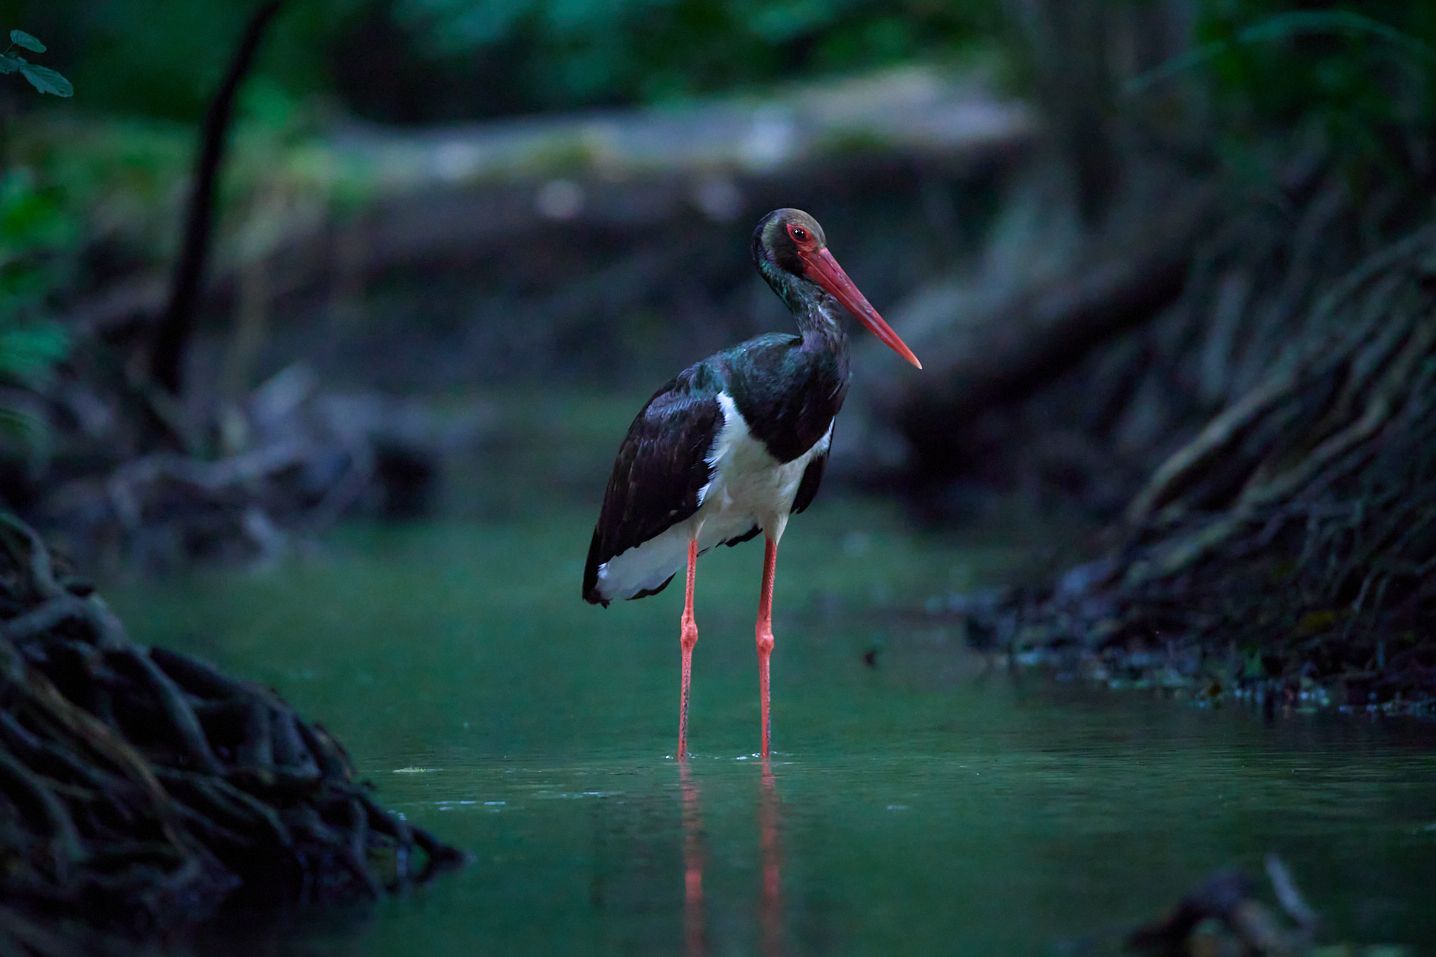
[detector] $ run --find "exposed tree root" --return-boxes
[972,198,1436,708]
[0,514,465,954]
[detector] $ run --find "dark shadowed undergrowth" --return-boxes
[0,514,464,954]
[961,175,1436,714]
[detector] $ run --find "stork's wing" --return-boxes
[583,366,724,605]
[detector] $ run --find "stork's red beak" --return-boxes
[801,248,922,369]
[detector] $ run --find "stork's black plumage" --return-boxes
[580,208,921,758]
[582,332,842,606]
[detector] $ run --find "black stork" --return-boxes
[582,208,921,759]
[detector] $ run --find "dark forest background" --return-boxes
[1,2,1435,950]
[1,0,1434,691]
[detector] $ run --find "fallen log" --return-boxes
[850,163,1223,485]
[68,67,1037,340]
[875,179,1216,478]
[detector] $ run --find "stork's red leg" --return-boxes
[755,536,778,757]
[678,537,699,760]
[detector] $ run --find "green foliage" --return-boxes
[0,4,306,120]
[387,0,996,116]
[0,323,67,384]
[0,170,77,342]
[0,28,74,458]
[2,27,73,97]
[1136,2,1436,175]
[3,0,998,123]
[0,166,76,459]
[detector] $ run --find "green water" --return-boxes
[103,393,1436,956]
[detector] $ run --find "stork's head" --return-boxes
[751,208,921,369]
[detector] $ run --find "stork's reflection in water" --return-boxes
[757,763,783,957]
[679,762,786,957]
[680,764,707,957]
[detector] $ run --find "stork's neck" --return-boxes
[760,260,849,357]
[794,293,849,356]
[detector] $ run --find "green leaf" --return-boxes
[0,54,23,75]
[17,63,71,97]
[9,29,46,53]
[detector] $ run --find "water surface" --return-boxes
[104,393,1436,955]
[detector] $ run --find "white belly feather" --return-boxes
[594,391,832,601]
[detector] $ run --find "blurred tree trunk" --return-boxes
[149,0,284,400]
[1006,0,1120,226]
[1003,0,1196,225]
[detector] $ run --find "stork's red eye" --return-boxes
[788,224,809,243]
